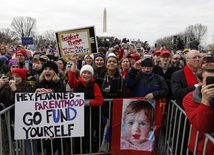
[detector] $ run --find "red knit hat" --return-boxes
[16,50,27,58]
[11,68,27,79]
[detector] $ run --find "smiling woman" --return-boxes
[33,61,66,155]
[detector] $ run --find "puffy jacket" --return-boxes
[125,67,168,98]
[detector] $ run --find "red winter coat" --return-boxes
[68,70,103,106]
[183,90,214,155]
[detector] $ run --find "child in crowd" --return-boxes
[121,100,154,151]
[68,53,104,153]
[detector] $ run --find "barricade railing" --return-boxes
[1,99,213,155]
[161,100,214,155]
[0,99,113,155]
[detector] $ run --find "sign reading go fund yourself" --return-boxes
[14,92,84,140]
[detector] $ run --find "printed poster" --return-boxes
[14,92,84,140]
[111,98,166,155]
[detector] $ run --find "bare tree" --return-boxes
[0,28,19,44]
[43,30,57,46]
[185,24,207,42]
[11,16,37,38]
[156,36,174,50]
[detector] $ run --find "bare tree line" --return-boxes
[0,16,214,50]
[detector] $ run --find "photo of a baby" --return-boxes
[120,100,154,151]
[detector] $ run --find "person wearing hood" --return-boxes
[183,65,214,155]
[125,56,168,99]
[68,53,103,153]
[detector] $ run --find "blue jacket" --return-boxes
[125,67,168,98]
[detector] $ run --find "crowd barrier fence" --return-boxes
[0,99,213,155]
[159,100,214,155]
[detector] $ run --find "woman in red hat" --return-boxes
[0,68,35,155]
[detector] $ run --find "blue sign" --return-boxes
[21,37,34,46]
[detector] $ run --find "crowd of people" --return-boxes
[0,39,213,155]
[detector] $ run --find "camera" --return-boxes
[66,62,72,68]
[206,76,214,86]
[206,56,214,63]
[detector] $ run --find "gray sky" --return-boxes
[1,0,214,46]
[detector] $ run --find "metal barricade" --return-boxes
[2,99,213,155]
[161,100,214,155]
[0,99,113,155]
[0,103,15,155]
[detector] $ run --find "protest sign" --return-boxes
[14,92,84,140]
[111,98,166,155]
[21,37,34,46]
[56,26,97,58]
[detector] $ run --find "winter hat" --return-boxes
[160,50,171,56]
[141,57,154,67]
[8,59,20,69]
[94,53,105,61]
[16,50,27,58]
[106,52,118,63]
[42,61,58,74]
[11,68,27,80]
[127,53,140,61]
[84,54,94,60]
[80,65,94,76]
[153,50,161,56]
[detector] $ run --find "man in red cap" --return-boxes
[127,53,140,67]
[152,50,161,65]
[153,49,179,102]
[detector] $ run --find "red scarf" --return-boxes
[183,65,198,86]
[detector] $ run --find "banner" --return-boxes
[14,92,84,140]
[111,98,166,155]
[55,26,97,58]
[21,37,34,46]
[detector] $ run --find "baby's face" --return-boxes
[124,110,151,145]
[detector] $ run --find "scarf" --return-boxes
[184,65,198,86]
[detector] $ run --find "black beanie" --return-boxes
[42,61,58,74]
[94,53,105,61]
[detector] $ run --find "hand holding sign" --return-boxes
[69,53,79,64]
[35,88,53,94]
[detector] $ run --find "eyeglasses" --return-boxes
[188,56,202,60]
[173,58,180,60]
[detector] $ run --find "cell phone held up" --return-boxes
[25,60,30,70]
[206,76,214,88]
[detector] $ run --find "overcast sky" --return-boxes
[1,0,214,46]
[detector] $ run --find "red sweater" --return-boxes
[68,71,103,107]
[183,91,214,155]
